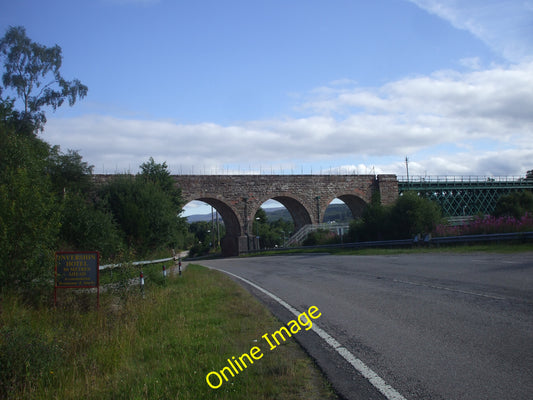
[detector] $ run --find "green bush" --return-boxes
[99,175,185,255]
[348,191,442,241]
[493,191,533,219]
[302,229,339,246]
[389,192,442,238]
[188,242,211,258]
[58,192,124,260]
[0,131,60,291]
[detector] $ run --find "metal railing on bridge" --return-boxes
[398,175,533,217]
[398,175,531,184]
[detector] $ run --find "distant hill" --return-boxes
[185,213,223,223]
[186,203,353,223]
[265,204,353,223]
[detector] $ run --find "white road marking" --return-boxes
[218,268,408,400]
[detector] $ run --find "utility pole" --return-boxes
[211,206,215,248]
[216,210,220,247]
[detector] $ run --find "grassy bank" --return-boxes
[0,265,336,399]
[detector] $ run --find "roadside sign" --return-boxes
[55,251,100,308]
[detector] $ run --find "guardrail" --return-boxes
[100,257,175,271]
[247,231,533,253]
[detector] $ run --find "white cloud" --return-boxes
[407,0,533,62]
[44,62,533,177]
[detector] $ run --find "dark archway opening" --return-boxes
[183,198,241,257]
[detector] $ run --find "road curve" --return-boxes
[199,253,533,400]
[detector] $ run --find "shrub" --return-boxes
[0,132,60,291]
[99,175,185,255]
[58,192,124,261]
[302,229,339,246]
[347,192,442,241]
[493,191,533,219]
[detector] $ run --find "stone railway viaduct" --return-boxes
[174,174,398,256]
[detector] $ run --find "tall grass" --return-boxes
[435,213,533,237]
[0,265,335,399]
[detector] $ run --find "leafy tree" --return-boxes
[0,96,34,133]
[347,191,441,241]
[270,218,294,246]
[48,148,93,195]
[138,157,187,244]
[252,208,295,248]
[0,28,99,296]
[0,124,60,291]
[254,208,268,225]
[139,158,175,195]
[187,221,218,257]
[362,199,389,241]
[493,191,533,219]
[58,192,123,260]
[0,26,88,132]
[388,192,442,239]
[100,170,186,255]
[348,191,389,241]
[188,221,212,246]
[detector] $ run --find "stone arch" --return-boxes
[272,196,313,230]
[189,197,242,257]
[321,194,368,221]
[337,194,368,219]
[252,195,313,232]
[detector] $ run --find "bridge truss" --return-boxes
[398,176,533,217]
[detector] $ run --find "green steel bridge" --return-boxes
[398,176,533,217]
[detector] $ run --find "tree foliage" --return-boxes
[99,162,187,255]
[0,125,60,290]
[1,130,188,293]
[48,148,93,195]
[138,157,183,209]
[347,191,442,242]
[187,220,226,257]
[493,191,533,219]
[0,29,190,298]
[1,108,187,293]
[58,192,123,260]
[389,192,442,239]
[0,26,88,132]
[253,208,295,248]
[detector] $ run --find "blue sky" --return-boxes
[2,0,533,215]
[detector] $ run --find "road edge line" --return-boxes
[218,268,407,400]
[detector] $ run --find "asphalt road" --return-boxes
[200,253,533,400]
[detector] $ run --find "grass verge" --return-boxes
[0,265,336,400]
